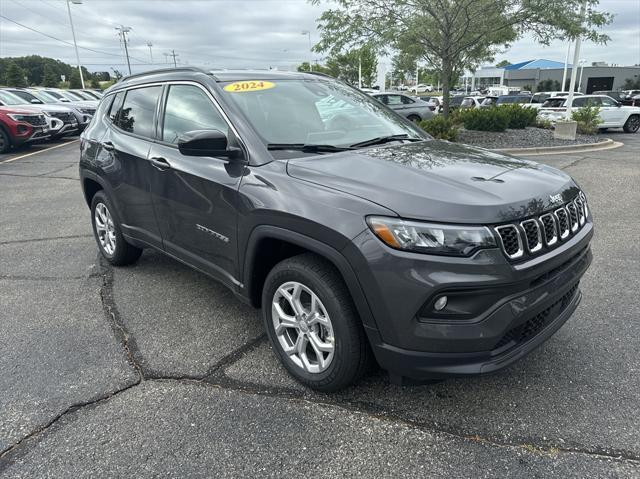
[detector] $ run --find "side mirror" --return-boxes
[177,129,242,159]
[30,99,43,104]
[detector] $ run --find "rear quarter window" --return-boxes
[116,86,162,138]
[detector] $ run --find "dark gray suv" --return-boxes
[79,68,592,391]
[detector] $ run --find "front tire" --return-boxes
[90,190,142,266]
[407,114,422,123]
[0,128,10,154]
[623,115,640,133]
[262,254,371,392]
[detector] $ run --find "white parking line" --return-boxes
[0,139,79,164]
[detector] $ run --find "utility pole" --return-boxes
[301,30,312,72]
[566,0,587,119]
[168,50,179,67]
[358,55,362,89]
[115,25,132,75]
[147,42,153,63]
[578,59,586,92]
[66,0,85,88]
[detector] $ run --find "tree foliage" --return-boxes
[623,77,640,90]
[69,69,83,89]
[42,64,60,87]
[311,0,612,116]
[297,44,378,86]
[2,61,28,87]
[496,60,512,67]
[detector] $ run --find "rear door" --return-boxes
[147,82,244,287]
[99,85,164,247]
[598,96,626,125]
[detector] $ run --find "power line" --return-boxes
[0,14,150,64]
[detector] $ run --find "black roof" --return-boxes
[112,67,328,92]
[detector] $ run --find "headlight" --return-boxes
[367,216,496,256]
[7,114,34,122]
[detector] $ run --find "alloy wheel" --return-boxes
[272,281,335,374]
[94,202,116,255]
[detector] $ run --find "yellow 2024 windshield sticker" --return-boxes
[223,80,275,93]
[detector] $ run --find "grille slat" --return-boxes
[494,194,589,261]
[520,219,542,253]
[22,115,47,127]
[495,225,522,259]
[49,112,74,124]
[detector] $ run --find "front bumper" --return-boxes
[346,221,593,380]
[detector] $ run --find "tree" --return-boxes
[42,65,59,87]
[496,60,512,68]
[69,69,82,89]
[3,61,28,87]
[623,77,640,90]
[312,0,612,116]
[111,68,123,81]
[90,77,101,89]
[296,62,334,75]
[324,44,378,86]
[536,79,562,92]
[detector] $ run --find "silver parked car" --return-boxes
[371,93,435,122]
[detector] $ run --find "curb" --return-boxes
[492,138,624,156]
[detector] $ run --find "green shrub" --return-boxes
[535,118,553,129]
[499,104,538,129]
[458,107,510,131]
[419,115,459,141]
[571,105,602,135]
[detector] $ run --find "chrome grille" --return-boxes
[520,219,542,253]
[539,213,557,246]
[22,115,47,126]
[495,225,522,259]
[494,194,589,261]
[566,202,579,232]
[49,111,75,124]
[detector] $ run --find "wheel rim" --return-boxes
[94,202,116,255]
[629,117,640,131]
[272,281,335,374]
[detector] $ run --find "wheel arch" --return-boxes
[242,225,379,333]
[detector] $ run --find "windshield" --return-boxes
[0,90,29,106]
[31,90,60,103]
[220,79,427,151]
[60,90,84,101]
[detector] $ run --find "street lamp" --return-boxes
[578,59,587,93]
[147,42,153,63]
[301,30,312,72]
[66,0,84,88]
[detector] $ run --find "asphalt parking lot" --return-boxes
[0,134,639,478]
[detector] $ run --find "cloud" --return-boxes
[0,0,637,74]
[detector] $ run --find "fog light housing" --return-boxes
[434,296,448,311]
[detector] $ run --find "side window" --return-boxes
[117,86,162,138]
[386,95,403,105]
[572,97,587,107]
[600,96,615,107]
[108,92,125,123]
[162,85,228,144]
[400,95,415,104]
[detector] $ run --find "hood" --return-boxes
[286,140,578,224]
[0,106,42,115]
[12,104,75,114]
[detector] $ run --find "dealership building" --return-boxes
[464,59,640,93]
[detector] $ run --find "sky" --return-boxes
[0,0,638,75]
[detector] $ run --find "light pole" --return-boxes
[578,59,586,92]
[561,43,571,92]
[147,42,153,63]
[565,0,587,119]
[66,0,84,88]
[301,30,312,72]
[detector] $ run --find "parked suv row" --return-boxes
[81,67,592,391]
[0,106,50,153]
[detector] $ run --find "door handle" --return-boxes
[101,141,115,151]
[150,156,171,171]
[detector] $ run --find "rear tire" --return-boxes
[0,128,10,154]
[262,253,371,392]
[407,114,421,123]
[623,115,640,133]
[90,190,142,266]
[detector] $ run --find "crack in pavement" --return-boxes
[0,173,79,181]
[0,275,89,281]
[560,156,588,170]
[1,256,638,471]
[0,235,92,246]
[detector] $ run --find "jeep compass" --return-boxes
[79,68,592,391]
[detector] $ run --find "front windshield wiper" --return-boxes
[267,143,354,153]
[350,134,423,149]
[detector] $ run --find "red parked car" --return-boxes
[0,106,50,154]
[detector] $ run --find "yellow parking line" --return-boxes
[0,139,79,164]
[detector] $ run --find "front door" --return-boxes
[148,83,243,287]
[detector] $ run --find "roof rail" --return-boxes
[305,71,335,79]
[118,66,208,83]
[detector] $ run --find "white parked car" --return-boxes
[538,95,640,132]
[525,91,584,110]
[410,83,434,93]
